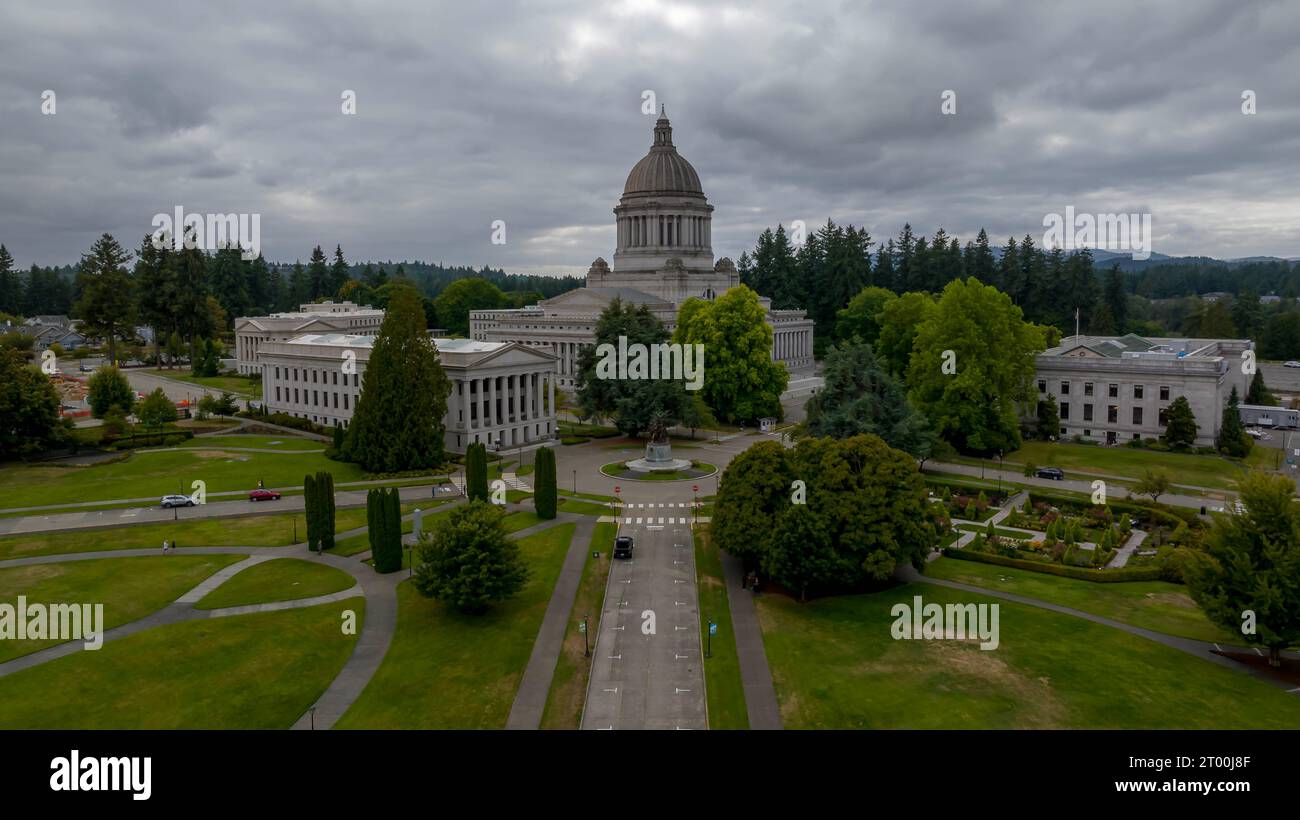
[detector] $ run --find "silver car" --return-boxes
[160,494,195,508]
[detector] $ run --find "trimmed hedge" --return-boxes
[941,546,1167,582]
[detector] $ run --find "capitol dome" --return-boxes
[622,109,703,197]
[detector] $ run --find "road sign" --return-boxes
[693,484,699,492]
[708,622,717,636]
[579,621,587,634]
[614,486,620,494]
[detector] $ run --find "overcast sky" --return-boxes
[2,0,1299,274]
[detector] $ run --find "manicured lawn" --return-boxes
[195,557,356,610]
[0,447,368,508]
[695,528,748,729]
[559,499,614,516]
[541,522,614,729]
[502,510,543,533]
[143,369,263,398]
[757,582,1300,728]
[0,600,362,728]
[0,507,376,561]
[328,501,453,557]
[923,556,1237,643]
[172,435,324,451]
[337,523,575,728]
[0,554,245,663]
[998,441,1254,491]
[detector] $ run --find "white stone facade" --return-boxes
[1034,334,1253,447]
[469,113,815,389]
[257,333,558,454]
[234,301,385,375]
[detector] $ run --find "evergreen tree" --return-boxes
[533,446,557,519]
[288,261,309,306]
[369,487,402,573]
[465,441,489,502]
[328,245,349,297]
[303,473,320,551]
[1216,386,1251,458]
[965,228,996,286]
[344,284,451,471]
[133,235,178,366]
[413,500,530,613]
[1162,396,1199,449]
[0,244,20,316]
[307,245,329,300]
[1102,264,1128,334]
[1245,370,1277,406]
[208,244,250,326]
[0,348,65,457]
[317,470,336,551]
[73,234,135,364]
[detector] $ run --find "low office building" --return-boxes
[257,333,558,454]
[1034,334,1253,447]
[234,301,385,375]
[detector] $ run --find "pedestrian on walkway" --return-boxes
[162,539,168,553]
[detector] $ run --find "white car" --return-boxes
[160,494,195,508]
[1245,428,1270,440]
[1284,361,1300,368]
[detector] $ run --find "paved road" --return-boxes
[0,483,462,536]
[925,461,1231,510]
[582,506,707,729]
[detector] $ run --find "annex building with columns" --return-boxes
[470,110,815,389]
[257,333,558,454]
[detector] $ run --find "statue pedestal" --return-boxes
[625,438,691,473]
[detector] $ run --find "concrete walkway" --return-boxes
[720,552,782,729]
[1107,529,1148,568]
[507,517,596,729]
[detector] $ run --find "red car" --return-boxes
[249,488,282,502]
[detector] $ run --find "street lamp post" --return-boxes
[582,613,590,657]
[573,470,577,495]
[997,451,1004,497]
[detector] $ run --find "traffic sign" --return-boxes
[614,486,620,494]
[708,622,718,636]
[693,484,699,492]
[579,621,587,634]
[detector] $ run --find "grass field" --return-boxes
[0,554,245,663]
[337,523,575,729]
[541,522,614,729]
[757,582,1300,728]
[0,507,377,561]
[559,498,614,516]
[0,600,362,728]
[695,528,748,729]
[195,557,356,610]
[0,447,367,509]
[172,435,324,451]
[143,369,263,398]
[502,510,544,533]
[328,501,454,556]
[988,441,1256,491]
[923,557,1237,643]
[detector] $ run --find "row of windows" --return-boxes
[273,365,358,387]
[1041,380,1169,401]
[1056,402,1176,426]
[274,386,350,411]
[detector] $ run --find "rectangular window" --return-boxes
[1038,379,1046,394]
[276,386,281,401]
[1160,385,1170,401]
[1108,405,1119,423]
[332,372,338,385]
[1060,402,1070,420]
[343,394,349,410]
[1083,404,1093,421]
[1060,381,1070,395]
[1084,382,1094,397]
[312,370,318,384]
[313,390,318,406]
[1108,383,1118,398]
[1132,407,1143,425]
[1134,384,1144,399]
[294,388,299,403]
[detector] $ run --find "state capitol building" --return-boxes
[470,109,815,389]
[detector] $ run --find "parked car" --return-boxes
[1245,428,1269,440]
[1285,361,1300,368]
[78,363,94,373]
[249,488,282,502]
[160,494,195,508]
[1035,467,1065,480]
[613,535,634,559]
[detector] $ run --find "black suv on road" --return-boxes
[1035,467,1065,480]
[614,535,634,559]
